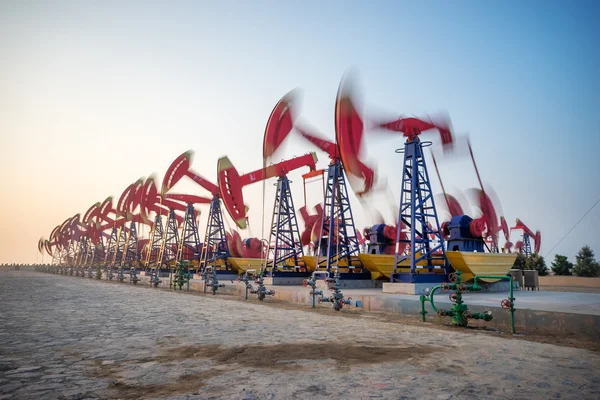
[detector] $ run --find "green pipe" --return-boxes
[186,266,191,291]
[419,295,428,322]
[473,275,515,334]
[428,285,442,314]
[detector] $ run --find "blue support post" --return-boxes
[112,226,128,266]
[144,214,164,270]
[123,221,139,267]
[178,203,201,265]
[67,240,77,266]
[103,227,118,267]
[316,160,362,274]
[158,209,180,268]
[522,233,532,257]
[91,236,106,267]
[200,197,230,271]
[267,176,304,274]
[393,137,448,283]
[76,236,88,266]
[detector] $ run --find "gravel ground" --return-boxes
[1,270,599,400]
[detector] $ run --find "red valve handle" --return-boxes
[501,299,511,310]
[441,283,450,292]
[449,292,458,303]
[462,310,472,320]
[303,280,309,287]
[437,309,446,317]
[448,273,458,283]
[318,297,323,303]
[457,283,467,294]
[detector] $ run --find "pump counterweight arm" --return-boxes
[98,217,130,232]
[295,125,339,159]
[296,124,374,195]
[162,193,212,205]
[218,152,318,229]
[244,152,317,184]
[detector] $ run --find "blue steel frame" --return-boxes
[267,176,304,271]
[393,137,449,283]
[76,236,88,265]
[158,209,180,267]
[90,235,106,267]
[112,226,128,265]
[321,160,360,273]
[103,227,118,266]
[522,233,532,257]
[123,221,139,266]
[67,240,77,266]
[145,214,164,269]
[51,247,63,265]
[200,197,230,270]
[178,203,201,263]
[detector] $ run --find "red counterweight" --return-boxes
[298,203,324,246]
[335,72,365,183]
[263,89,299,160]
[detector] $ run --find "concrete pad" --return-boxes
[383,280,513,295]
[263,277,307,286]
[315,279,383,290]
[382,282,431,295]
[192,273,238,281]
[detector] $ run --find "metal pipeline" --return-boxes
[203,265,225,295]
[303,271,329,308]
[423,278,490,324]
[473,275,515,333]
[239,269,258,300]
[425,285,442,315]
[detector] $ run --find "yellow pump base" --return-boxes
[358,253,446,280]
[227,258,265,274]
[228,257,308,274]
[446,251,517,283]
[302,255,364,273]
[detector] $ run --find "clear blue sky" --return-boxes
[1,0,598,264]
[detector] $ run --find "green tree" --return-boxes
[572,245,600,277]
[524,253,548,276]
[512,253,526,270]
[551,254,573,276]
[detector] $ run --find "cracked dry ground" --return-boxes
[1,271,599,400]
